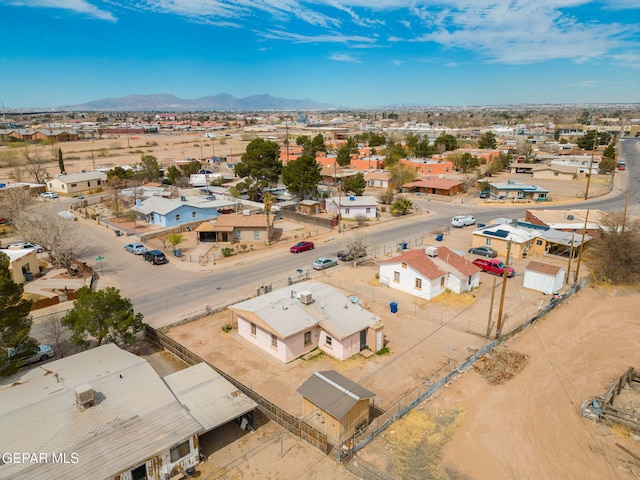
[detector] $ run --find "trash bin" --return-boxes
[435,233,443,241]
[115,230,121,237]
[401,242,408,249]
[174,249,182,257]
[25,271,33,281]
[390,301,398,314]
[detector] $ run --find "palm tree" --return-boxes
[263,192,274,246]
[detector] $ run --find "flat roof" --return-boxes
[163,363,256,432]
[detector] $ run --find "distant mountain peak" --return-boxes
[63,93,334,111]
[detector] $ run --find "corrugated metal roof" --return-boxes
[0,344,202,480]
[296,370,374,420]
[163,363,256,432]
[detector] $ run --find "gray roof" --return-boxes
[49,171,107,183]
[0,344,202,480]
[228,281,380,340]
[296,370,375,420]
[132,195,235,216]
[163,362,256,432]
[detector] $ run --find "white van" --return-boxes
[451,215,476,227]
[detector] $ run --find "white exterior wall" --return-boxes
[523,270,565,294]
[379,263,442,300]
[445,272,480,294]
[340,204,377,219]
[116,435,199,480]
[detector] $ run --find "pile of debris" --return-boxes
[473,345,529,385]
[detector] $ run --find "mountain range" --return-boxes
[62,93,334,112]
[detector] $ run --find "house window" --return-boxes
[271,334,278,349]
[393,271,400,282]
[427,168,432,173]
[440,277,445,287]
[485,238,492,246]
[234,230,241,239]
[304,331,311,346]
[192,211,197,218]
[87,181,91,187]
[554,172,559,176]
[175,214,181,221]
[366,207,371,214]
[536,239,543,246]
[250,323,256,336]
[254,230,260,239]
[345,208,350,214]
[325,335,332,346]
[401,262,407,269]
[415,278,422,290]
[97,180,102,185]
[170,440,191,463]
[71,183,77,187]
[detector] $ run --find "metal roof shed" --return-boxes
[163,362,257,432]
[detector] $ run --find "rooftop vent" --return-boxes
[425,246,438,257]
[567,214,574,220]
[75,383,95,410]
[299,291,313,305]
[349,196,355,201]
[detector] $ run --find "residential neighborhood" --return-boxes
[1,104,639,480]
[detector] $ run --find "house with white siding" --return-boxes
[325,195,378,220]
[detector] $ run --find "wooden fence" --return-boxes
[144,325,330,454]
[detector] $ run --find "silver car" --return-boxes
[312,257,338,270]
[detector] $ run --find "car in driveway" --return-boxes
[472,258,515,277]
[290,241,314,253]
[337,248,367,262]
[312,257,338,270]
[124,242,148,255]
[143,249,168,265]
[7,344,54,366]
[8,242,45,253]
[40,191,59,199]
[468,246,498,257]
[451,215,476,227]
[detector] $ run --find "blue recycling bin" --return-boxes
[436,233,443,241]
[390,301,398,314]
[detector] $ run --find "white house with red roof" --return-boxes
[379,246,481,300]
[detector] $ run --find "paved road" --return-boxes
[62,138,639,326]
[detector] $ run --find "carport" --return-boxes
[163,363,257,435]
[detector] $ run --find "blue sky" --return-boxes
[1,0,639,108]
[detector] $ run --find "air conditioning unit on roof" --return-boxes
[299,291,313,305]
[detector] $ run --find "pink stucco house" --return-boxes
[228,282,384,363]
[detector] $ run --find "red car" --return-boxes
[290,241,315,253]
[472,258,515,277]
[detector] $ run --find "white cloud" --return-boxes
[260,29,375,45]
[562,80,601,87]
[329,53,362,63]
[391,59,403,66]
[7,0,116,21]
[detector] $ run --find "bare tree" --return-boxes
[0,149,23,182]
[13,210,83,275]
[40,313,72,357]
[0,187,32,223]
[22,145,50,184]
[343,233,370,267]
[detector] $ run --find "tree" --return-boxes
[107,166,134,188]
[434,134,458,152]
[598,156,617,173]
[263,191,274,246]
[0,252,37,377]
[341,172,367,196]
[297,134,326,156]
[22,145,50,184]
[0,187,32,224]
[389,164,418,191]
[368,133,386,147]
[336,144,354,166]
[137,154,162,182]
[390,197,414,216]
[40,313,72,358]
[165,233,184,251]
[415,139,437,158]
[179,160,202,176]
[602,143,616,161]
[518,140,535,162]
[384,140,406,167]
[165,165,182,185]
[57,148,66,174]
[62,286,144,347]
[478,131,497,149]
[282,154,321,199]
[404,133,420,155]
[342,234,370,267]
[235,138,281,193]
[586,211,640,284]
[577,131,611,150]
[13,209,83,275]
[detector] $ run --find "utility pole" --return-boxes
[566,233,575,284]
[583,131,598,200]
[573,209,590,283]
[495,241,512,339]
[486,277,497,337]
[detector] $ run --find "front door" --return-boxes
[359,330,367,351]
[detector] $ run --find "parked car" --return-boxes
[451,215,476,227]
[468,246,498,258]
[337,248,367,262]
[124,242,148,255]
[479,191,490,199]
[8,242,44,253]
[40,191,59,199]
[472,258,515,277]
[143,249,168,265]
[7,344,54,366]
[312,257,338,270]
[290,241,314,253]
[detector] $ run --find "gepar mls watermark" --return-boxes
[1,452,79,464]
